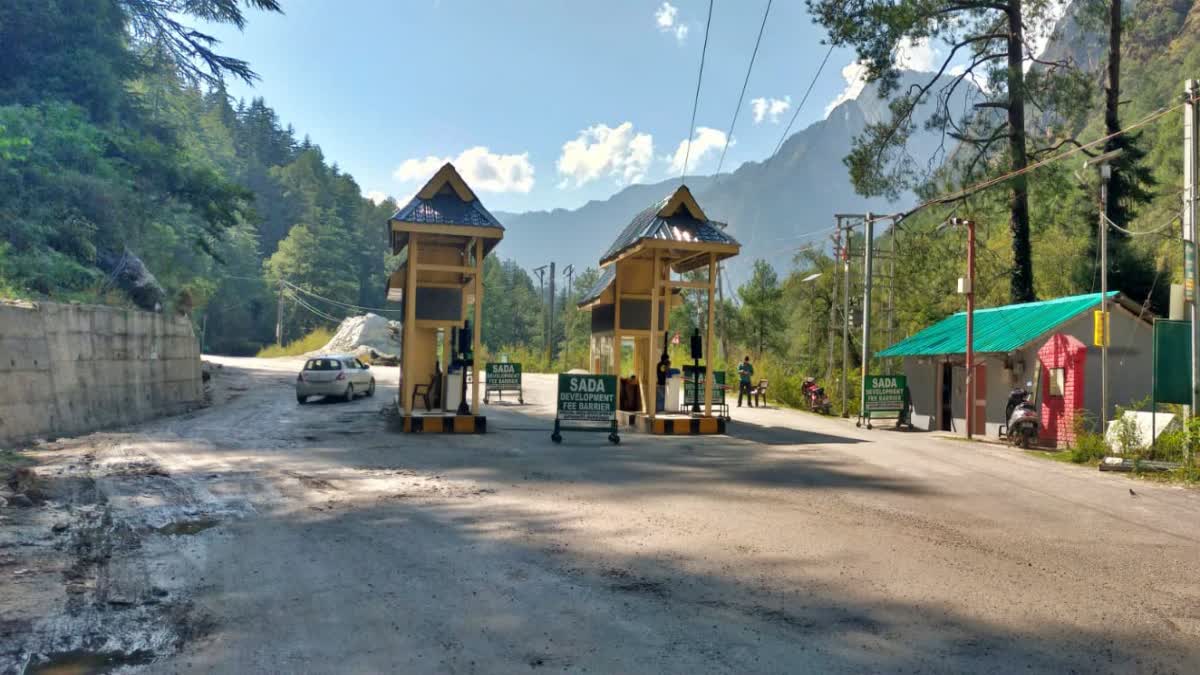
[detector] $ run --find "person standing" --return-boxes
[737,356,754,408]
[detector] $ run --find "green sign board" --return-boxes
[485,363,522,390]
[863,375,907,415]
[553,374,619,444]
[1154,320,1192,404]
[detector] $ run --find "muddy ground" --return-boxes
[2,357,1199,673]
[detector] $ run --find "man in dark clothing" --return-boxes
[737,356,754,407]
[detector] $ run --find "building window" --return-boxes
[1048,368,1065,397]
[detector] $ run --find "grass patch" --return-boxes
[1024,449,1077,464]
[256,327,334,358]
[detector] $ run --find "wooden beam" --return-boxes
[704,252,716,418]
[472,238,483,414]
[646,240,740,255]
[403,236,419,415]
[664,279,710,290]
[416,263,475,275]
[390,221,503,239]
[648,250,660,421]
[612,265,622,378]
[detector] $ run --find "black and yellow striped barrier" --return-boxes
[401,415,487,433]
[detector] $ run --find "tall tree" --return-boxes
[808,0,1083,303]
[738,260,786,357]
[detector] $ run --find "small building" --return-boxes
[385,163,503,432]
[576,185,739,431]
[876,292,1153,444]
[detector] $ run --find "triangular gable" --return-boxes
[657,185,707,222]
[416,163,477,202]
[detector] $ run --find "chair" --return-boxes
[412,364,443,411]
[751,379,769,407]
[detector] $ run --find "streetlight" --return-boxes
[1084,148,1123,431]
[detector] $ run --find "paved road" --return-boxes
[7,357,1200,673]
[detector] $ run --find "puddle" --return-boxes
[155,518,218,536]
[24,649,154,675]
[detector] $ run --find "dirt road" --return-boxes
[4,357,1199,673]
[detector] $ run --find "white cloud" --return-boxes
[894,37,936,72]
[392,146,535,193]
[666,127,729,175]
[364,190,390,206]
[655,2,688,43]
[750,96,792,124]
[556,122,654,188]
[824,61,869,117]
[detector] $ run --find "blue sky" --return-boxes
[203,1,895,213]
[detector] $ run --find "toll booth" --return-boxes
[576,185,740,434]
[385,163,503,433]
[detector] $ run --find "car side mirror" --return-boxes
[363,364,370,369]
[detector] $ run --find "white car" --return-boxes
[296,354,375,404]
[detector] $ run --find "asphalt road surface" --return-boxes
[5,356,1200,674]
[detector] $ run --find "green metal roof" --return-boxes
[877,291,1117,358]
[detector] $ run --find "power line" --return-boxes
[771,43,835,159]
[712,0,772,181]
[894,102,1184,222]
[284,289,343,324]
[281,279,404,315]
[680,0,715,183]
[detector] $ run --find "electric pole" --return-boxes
[533,265,547,358]
[834,213,864,417]
[860,213,875,422]
[948,218,977,439]
[1086,148,1123,430]
[547,261,556,366]
[275,282,285,346]
[562,264,574,367]
[828,227,839,383]
[1184,80,1200,419]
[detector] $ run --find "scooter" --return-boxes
[801,377,833,415]
[1003,386,1040,448]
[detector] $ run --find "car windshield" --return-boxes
[304,358,341,371]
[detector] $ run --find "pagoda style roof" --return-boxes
[599,185,738,268]
[389,163,504,254]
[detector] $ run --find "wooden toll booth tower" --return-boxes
[385,163,503,433]
[577,185,740,434]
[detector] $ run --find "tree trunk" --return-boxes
[1006,0,1035,303]
[1103,0,1126,231]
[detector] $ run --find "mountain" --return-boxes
[495,71,969,284]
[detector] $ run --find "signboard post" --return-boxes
[858,374,911,430]
[552,374,619,444]
[484,362,523,404]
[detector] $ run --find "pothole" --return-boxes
[24,649,155,674]
[155,518,218,536]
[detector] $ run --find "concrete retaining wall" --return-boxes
[0,300,203,446]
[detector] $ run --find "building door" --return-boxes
[972,363,987,436]
[940,362,953,431]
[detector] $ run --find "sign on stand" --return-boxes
[552,374,619,444]
[484,362,523,404]
[859,374,911,429]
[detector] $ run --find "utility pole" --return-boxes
[716,263,728,363]
[1086,148,1123,430]
[562,264,574,367]
[533,265,547,357]
[859,213,874,420]
[949,218,977,439]
[275,282,285,346]
[547,261,556,366]
[828,228,839,383]
[1184,80,1200,419]
[835,214,863,417]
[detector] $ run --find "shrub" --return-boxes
[256,327,333,358]
[1069,410,1108,463]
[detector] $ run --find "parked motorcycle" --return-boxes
[1003,386,1040,448]
[801,377,833,415]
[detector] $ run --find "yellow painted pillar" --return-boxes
[441,328,452,412]
[612,265,622,379]
[472,238,483,414]
[704,253,716,418]
[648,251,660,420]
[403,236,419,415]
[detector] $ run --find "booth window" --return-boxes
[1048,368,1065,396]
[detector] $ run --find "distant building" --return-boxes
[876,292,1153,445]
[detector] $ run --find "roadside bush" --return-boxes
[1069,411,1108,463]
[256,327,333,358]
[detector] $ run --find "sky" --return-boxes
[201,1,947,214]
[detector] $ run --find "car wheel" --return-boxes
[344,384,355,402]
[367,378,375,397]
[297,394,307,405]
